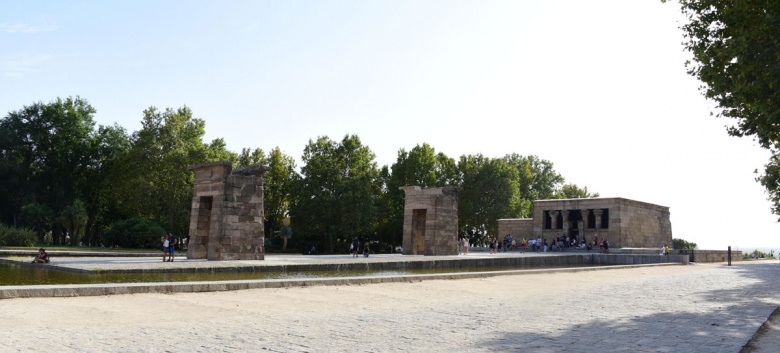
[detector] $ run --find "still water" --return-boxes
[0,262,419,286]
[0,262,600,286]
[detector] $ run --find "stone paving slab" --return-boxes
[0,261,777,352]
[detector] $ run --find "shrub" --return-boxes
[104,218,166,249]
[672,238,697,250]
[0,223,37,246]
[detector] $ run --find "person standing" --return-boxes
[162,236,170,262]
[351,237,360,258]
[167,233,178,262]
[462,237,469,255]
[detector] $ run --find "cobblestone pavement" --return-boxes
[0,261,778,353]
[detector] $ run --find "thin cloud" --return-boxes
[0,23,55,33]
[0,54,51,77]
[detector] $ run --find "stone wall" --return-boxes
[188,162,268,261]
[611,248,742,263]
[400,186,459,256]
[532,197,672,249]
[497,218,533,240]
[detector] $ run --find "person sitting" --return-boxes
[363,244,370,257]
[32,248,49,263]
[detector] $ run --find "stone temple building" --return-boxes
[498,197,672,249]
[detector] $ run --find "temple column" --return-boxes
[594,209,603,233]
[580,209,589,238]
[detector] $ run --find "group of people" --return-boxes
[482,234,610,254]
[161,233,177,262]
[349,237,369,257]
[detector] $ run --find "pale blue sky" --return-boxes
[2,0,777,250]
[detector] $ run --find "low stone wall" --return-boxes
[612,248,742,263]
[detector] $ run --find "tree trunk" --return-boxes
[328,231,333,254]
[52,223,62,245]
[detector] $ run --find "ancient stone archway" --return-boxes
[187,162,269,261]
[400,186,459,256]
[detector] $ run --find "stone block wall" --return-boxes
[532,197,672,249]
[617,199,672,248]
[497,218,533,241]
[188,162,268,261]
[400,186,459,256]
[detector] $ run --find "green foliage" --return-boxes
[381,144,458,245]
[119,106,233,235]
[742,249,775,260]
[104,218,166,249]
[2,96,601,250]
[458,154,523,244]
[59,199,88,246]
[263,147,297,237]
[672,238,697,250]
[505,154,565,202]
[20,202,54,244]
[237,147,267,168]
[290,135,380,253]
[670,0,780,217]
[0,96,97,236]
[0,223,37,246]
[556,183,600,199]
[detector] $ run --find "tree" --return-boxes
[20,202,54,244]
[80,124,132,246]
[290,135,380,253]
[457,154,523,244]
[237,147,267,168]
[59,199,87,246]
[504,154,565,202]
[556,183,600,199]
[381,144,458,246]
[672,237,697,250]
[0,96,99,244]
[123,106,233,235]
[668,1,780,216]
[263,147,297,242]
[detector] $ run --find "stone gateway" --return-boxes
[400,186,460,256]
[187,161,269,261]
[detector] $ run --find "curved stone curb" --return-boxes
[0,262,682,299]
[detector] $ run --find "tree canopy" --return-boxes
[669,0,780,216]
[1,96,599,251]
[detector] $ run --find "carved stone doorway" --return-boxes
[411,209,427,255]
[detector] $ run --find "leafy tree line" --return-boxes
[0,97,597,251]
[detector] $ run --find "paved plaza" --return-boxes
[1,260,778,352]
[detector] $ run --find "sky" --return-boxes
[2,0,778,251]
